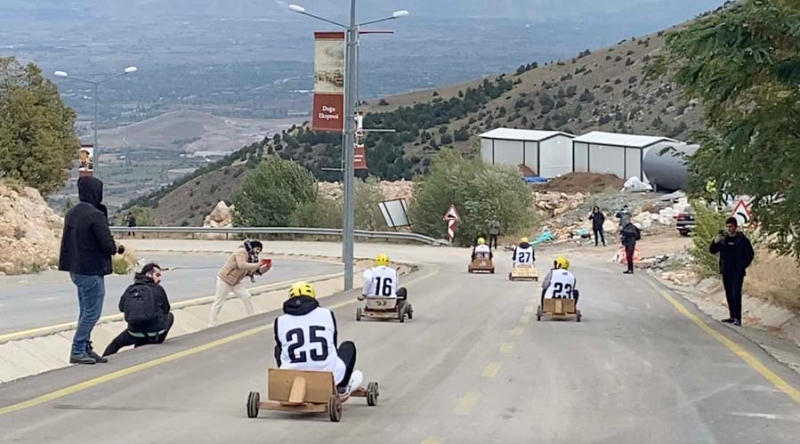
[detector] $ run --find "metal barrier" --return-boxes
[110,226,446,246]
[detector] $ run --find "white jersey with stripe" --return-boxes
[363,266,398,298]
[544,269,577,299]
[275,307,346,384]
[513,246,534,265]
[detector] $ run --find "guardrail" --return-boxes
[110,226,447,246]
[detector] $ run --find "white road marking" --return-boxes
[34,297,58,302]
[729,412,800,422]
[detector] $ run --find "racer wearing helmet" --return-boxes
[274,282,361,396]
[512,237,535,267]
[541,256,579,307]
[471,237,494,260]
[360,253,408,305]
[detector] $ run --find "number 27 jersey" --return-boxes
[275,307,346,384]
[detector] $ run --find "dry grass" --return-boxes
[745,249,800,311]
[112,249,139,275]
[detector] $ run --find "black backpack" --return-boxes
[122,283,159,328]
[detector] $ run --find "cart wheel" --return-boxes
[577,311,582,323]
[468,266,472,273]
[508,273,512,281]
[407,304,413,320]
[399,310,405,323]
[536,306,542,322]
[356,307,362,322]
[366,382,380,406]
[328,394,342,422]
[534,277,539,282]
[246,391,260,418]
[490,268,495,274]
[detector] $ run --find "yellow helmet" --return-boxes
[520,237,529,244]
[289,281,316,298]
[555,256,570,270]
[477,237,486,245]
[375,253,390,267]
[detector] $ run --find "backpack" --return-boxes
[122,283,159,328]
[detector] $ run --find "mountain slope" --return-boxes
[124,11,722,227]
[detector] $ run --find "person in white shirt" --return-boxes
[512,237,535,268]
[471,237,493,261]
[541,256,579,307]
[274,282,362,397]
[359,254,408,307]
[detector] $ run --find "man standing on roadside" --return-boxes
[488,216,501,250]
[620,216,640,275]
[59,176,122,365]
[709,217,754,326]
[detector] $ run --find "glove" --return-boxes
[357,295,366,301]
[117,245,126,255]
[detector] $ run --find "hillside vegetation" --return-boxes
[123,11,722,227]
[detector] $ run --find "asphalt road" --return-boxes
[1,242,799,443]
[0,253,340,335]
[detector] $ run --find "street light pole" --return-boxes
[54,66,138,175]
[289,2,407,291]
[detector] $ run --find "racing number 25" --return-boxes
[552,282,573,298]
[286,326,328,363]
[374,277,394,296]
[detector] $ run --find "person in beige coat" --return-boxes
[208,241,272,327]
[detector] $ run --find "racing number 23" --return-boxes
[553,282,573,298]
[286,326,328,363]
[374,277,394,296]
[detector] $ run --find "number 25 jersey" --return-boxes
[274,300,346,384]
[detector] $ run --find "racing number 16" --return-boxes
[374,277,394,296]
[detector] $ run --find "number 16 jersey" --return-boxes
[275,304,346,384]
[363,266,398,297]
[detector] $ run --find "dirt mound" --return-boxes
[0,184,63,275]
[539,173,624,193]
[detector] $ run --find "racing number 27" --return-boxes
[286,326,328,363]
[517,251,532,263]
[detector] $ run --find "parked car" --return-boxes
[676,208,696,236]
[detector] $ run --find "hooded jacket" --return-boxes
[589,211,606,231]
[120,275,171,333]
[273,296,338,367]
[59,177,117,276]
[620,222,640,248]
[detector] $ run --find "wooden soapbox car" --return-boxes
[508,263,538,281]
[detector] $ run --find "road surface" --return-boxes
[0,253,340,335]
[1,241,799,443]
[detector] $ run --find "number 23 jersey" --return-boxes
[275,305,346,384]
[544,269,577,299]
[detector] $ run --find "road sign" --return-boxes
[447,220,456,240]
[442,205,461,222]
[731,199,751,226]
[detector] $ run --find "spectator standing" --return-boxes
[615,205,631,226]
[488,217,501,250]
[103,263,174,356]
[709,217,754,326]
[589,206,606,247]
[59,176,122,364]
[126,212,137,237]
[208,240,272,327]
[620,217,641,275]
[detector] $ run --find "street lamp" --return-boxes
[54,66,138,174]
[288,2,408,291]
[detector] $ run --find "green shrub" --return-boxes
[410,150,534,246]
[355,177,388,231]
[689,200,727,277]
[291,196,342,229]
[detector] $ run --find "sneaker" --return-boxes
[69,353,96,365]
[732,319,742,326]
[623,270,633,274]
[347,370,364,395]
[721,318,735,324]
[87,349,108,363]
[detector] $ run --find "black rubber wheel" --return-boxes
[490,268,495,274]
[399,310,405,323]
[247,391,260,418]
[328,394,342,422]
[536,306,542,322]
[366,382,379,406]
[407,304,413,320]
[577,312,582,323]
[356,307,362,322]
[468,266,472,273]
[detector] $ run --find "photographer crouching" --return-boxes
[208,240,272,327]
[709,217,754,326]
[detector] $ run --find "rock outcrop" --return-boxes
[0,185,63,275]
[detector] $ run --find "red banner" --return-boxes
[312,31,345,132]
[354,144,367,170]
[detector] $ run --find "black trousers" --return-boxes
[337,341,357,389]
[722,272,745,320]
[594,229,605,246]
[625,244,635,272]
[103,313,174,357]
[489,234,498,250]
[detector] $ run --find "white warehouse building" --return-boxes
[480,129,575,178]
[572,131,676,184]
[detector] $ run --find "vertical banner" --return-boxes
[78,144,94,177]
[354,145,367,170]
[312,31,345,132]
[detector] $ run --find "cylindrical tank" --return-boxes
[643,142,699,192]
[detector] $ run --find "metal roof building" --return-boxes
[572,131,677,183]
[480,129,575,178]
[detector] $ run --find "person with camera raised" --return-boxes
[709,217,754,326]
[208,240,272,327]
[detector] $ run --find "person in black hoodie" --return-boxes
[589,206,606,246]
[274,282,361,397]
[59,176,123,364]
[620,216,641,274]
[103,263,174,357]
[709,217,755,326]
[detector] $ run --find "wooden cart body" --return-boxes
[537,298,582,322]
